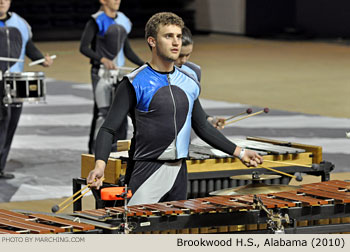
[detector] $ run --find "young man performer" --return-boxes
[87,12,263,205]
[0,0,53,179]
[80,0,144,153]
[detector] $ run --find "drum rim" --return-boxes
[4,71,45,77]
[12,97,46,103]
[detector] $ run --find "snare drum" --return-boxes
[3,71,46,104]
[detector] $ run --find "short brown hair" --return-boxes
[145,12,184,40]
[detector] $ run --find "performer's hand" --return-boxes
[43,53,53,67]
[87,160,106,189]
[101,57,117,70]
[207,116,225,130]
[234,147,263,167]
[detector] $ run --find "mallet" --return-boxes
[52,178,104,213]
[225,107,269,126]
[225,108,252,122]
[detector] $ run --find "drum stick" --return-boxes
[101,65,135,72]
[258,164,296,179]
[28,55,56,66]
[263,160,312,168]
[225,108,252,122]
[225,108,269,126]
[0,56,24,62]
[116,66,135,71]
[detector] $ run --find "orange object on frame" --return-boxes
[101,187,132,201]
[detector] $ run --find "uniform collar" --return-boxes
[0,12,11,22]
[146,62,175,74]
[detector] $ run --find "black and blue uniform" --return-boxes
[0,12,44,177]
[95,63,237,205]
[80,11,144,153]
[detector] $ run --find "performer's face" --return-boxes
[101,0,120,12]
[0,0,11,18]
[175,44,193,67]
[153,24,182,62]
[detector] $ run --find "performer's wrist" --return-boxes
[238,148,246,160]
[234,147,245,160]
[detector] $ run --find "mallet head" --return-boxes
[295,172,303,182]
[51,204,60,213]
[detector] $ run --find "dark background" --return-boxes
[9,0,350,41]
[10,0,195,40]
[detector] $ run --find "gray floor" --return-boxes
[0,79,349,202]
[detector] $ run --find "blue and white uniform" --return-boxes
[95,64,237,206]
[91,11,132,109]
[92,11,131,68]
[0,12,44,176]
[128,65,200,161]
[80,11,144,153]
[0,12,31,73]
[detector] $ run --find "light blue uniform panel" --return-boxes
[3,13,31,72]
[171,67,200,158]
[115,12,132,67]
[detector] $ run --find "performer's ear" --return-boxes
[147,37,156,48]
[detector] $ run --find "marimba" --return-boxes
[71,180,350,234]
[2,180,350,234]
[77,137,334,210]
[0,210,97,234]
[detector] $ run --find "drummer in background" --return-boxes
[0,0,53,179]
[174,26,225,129]
[80,0,144,154]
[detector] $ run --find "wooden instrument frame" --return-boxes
[81,137,325,184]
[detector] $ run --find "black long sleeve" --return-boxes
[80,19,144,67]
[95,79,136,163]
[25,39,44,61]
[79,19,101,64]
[123,38,144,66]
[192,99,237,155]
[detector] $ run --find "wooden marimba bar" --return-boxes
[0,210,96,234]
[73,180,350,234]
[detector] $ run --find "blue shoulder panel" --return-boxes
[128,65,169,112]
[95,12,115,36]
